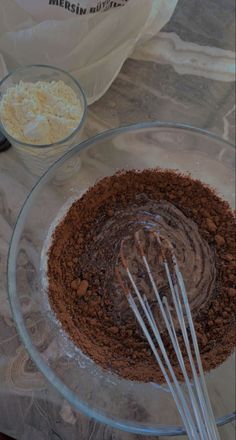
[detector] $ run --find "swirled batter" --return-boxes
[82,198,215,328]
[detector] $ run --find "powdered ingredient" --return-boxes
[47,169,236,382]
[0,80,82,144]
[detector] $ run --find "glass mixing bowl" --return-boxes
[8,122,235,436]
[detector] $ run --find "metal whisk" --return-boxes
[116,229,220,440]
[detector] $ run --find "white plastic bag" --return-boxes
[0,0,177,103]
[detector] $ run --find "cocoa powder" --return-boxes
[47,169,236,382]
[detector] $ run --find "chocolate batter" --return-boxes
[47,169,236,382]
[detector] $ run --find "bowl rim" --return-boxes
[7,121,236,436]
[0,64,87,148]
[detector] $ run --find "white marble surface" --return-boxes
[0,0,235,438]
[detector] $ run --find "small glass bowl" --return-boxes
[0,65,87,177]
[8,122,235,436]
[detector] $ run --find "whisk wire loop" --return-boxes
[116,229,220,440]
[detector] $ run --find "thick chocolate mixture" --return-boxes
[47,169,236,382]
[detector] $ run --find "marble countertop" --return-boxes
[0,0,235,439]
